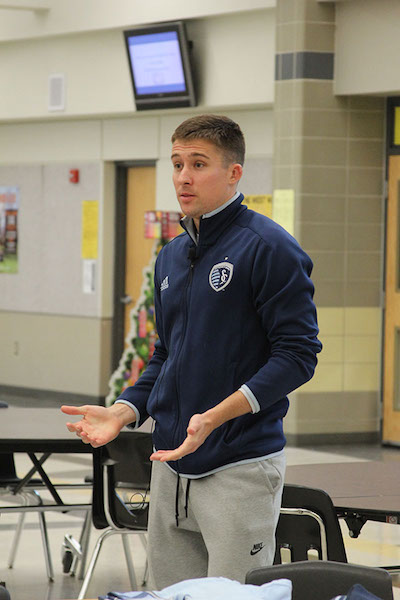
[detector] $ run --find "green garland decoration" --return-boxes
[106,239,167,406]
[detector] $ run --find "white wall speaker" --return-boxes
[48,73,66,111]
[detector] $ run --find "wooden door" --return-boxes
[383,155,400,443]
[124,166,156,344]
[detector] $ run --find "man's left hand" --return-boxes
[150,390,252,463]
[150,412,214,462]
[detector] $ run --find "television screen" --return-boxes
[124,21,196,111]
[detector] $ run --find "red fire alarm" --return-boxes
[69,169,80,184]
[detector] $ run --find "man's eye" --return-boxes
[195,162,204,168]
[173,163,182,170]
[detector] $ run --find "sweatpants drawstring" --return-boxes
[175,473,180,527]
[184,479,191,518]
[175,475,192,526]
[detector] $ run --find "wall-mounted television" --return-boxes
[124,21,197,111]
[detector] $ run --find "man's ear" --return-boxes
[229,163,243,184]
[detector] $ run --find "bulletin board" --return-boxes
[0,163,101,317]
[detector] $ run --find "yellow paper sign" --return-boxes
[81,200,99,259]
[272,189,295,236]
[394,107,400,146]
[244,194,273,218]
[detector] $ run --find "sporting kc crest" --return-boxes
[209,262,234,292]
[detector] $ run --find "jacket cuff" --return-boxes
[239,385,260,414]
[114,400,140,429]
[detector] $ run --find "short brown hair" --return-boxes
[171,114,245,166]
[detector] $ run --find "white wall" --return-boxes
[0,9,275,120]
[0,107,274,212]
[0,0,275,40]
[0,311,112,396]
[0,120,102,162]
[334,0,400,95]
[187,12,275,109]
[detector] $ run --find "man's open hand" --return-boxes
[150,390,252,463]
[150,412,214,462]
[61,404,134,448]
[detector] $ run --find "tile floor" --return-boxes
[1,443,400,600]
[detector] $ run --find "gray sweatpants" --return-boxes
[147,453,286,589]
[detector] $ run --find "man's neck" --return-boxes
[202,191,240,220]
[187,191,241,242]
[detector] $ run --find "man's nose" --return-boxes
[178,165,192,184]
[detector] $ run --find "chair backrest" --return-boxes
[275,484,347,563]
[246,560,394,600]
[92,430,152,531]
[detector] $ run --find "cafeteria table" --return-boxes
[0,405,93,579]
[285,460,400,537]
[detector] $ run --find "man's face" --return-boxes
[171,138,242,225]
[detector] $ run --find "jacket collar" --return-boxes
[181,193,247,249]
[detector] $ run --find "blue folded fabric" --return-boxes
[99,576,292,600]
[333,583,385,600]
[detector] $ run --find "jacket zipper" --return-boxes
[171,256,196,454]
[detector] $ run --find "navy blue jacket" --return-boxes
[117,195,322,476]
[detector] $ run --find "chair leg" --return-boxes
[69,510,92,580]
[77,510,92,580]
[24,489,55,580]
[122,534,137,591]
[7,490,41,569]
[142,559,148,587]
[38,512,54,582]
[78,528,117,600]
[2,488,54,580]
[139,533,147,550]
[6,490,32,568]
[7,512,25,568]
[139,534,148,586]
[78,529,146,598]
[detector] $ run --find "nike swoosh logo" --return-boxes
[250,547,264,555]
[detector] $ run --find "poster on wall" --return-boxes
[144,211,182,240]
[81,200,98,294]
[244,194,273,218]
[0,186,19,274]
[272,189,295,237]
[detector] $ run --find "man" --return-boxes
[62,114,322,587]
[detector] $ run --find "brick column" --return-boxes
[274,0,385,444]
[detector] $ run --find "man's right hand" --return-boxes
[61,403,136,448]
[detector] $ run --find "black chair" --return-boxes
[274,484,347,564]
[246,560,394,600]
[77,430,152,599]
